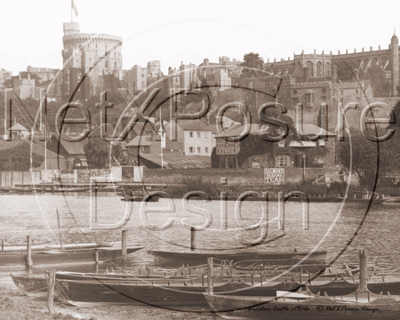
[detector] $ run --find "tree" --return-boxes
[240,52,264,77]
[335,129,400,189]
[364,65,391,97]
[0,145,44,171]
[84,136,111,169]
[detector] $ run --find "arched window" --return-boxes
[325,62,331,77]
[305,61,313,77]
[317,61,323,77]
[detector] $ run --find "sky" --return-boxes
[1,0,399,75]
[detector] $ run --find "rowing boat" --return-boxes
[204,289,400,319]
[0,245,144,269]
[147,249,328,267]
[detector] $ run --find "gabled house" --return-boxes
[8,123,29,139]
[165,119,214,156]
[46,134,87,170]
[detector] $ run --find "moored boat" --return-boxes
[204,289,400,319]
[0,245,144,269]
[147,249,328,267]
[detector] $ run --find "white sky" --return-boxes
[1,0,399,75]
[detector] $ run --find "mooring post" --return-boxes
[46,269,56,314]
[26,235,33,275]
[95,181,98,222]
[56,210,63,250]
[359,249,368,291]
[190,227,195,251]
[122,230,127,271]
[95,251,99,273]
[207,257,214,294]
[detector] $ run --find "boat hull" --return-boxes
[0,246,143,269]
[147,250,327,267]
[204,293,400,319]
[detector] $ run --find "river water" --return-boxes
[0,192,399,274]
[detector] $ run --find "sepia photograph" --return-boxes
[1,0,400,319]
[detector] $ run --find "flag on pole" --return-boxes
[71,0,78,16]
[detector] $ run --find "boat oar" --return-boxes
[56,210,63,250]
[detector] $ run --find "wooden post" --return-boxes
[359,249,368,291]
[26,235,33,275]
[46,269,56,314]
[190,227,195,251]
[122,230,127,271]
[1,239,4,251]
[95,182,98,222]
[56,210,63,250]
[207,257,213,294]
[95,251,99,273]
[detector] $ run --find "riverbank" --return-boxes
[0,276,217,320]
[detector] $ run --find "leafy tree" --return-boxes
[240,52,264,77]
[364,65,391,97]
[0,145,44,171]
[84,136,110,169]
[335,129,400,189]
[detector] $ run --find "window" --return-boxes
[197,132,200,138]
[114,52,116,58]
[278,156,287,167]
[142,74,144,77]
[341,90,344,95]
[293,90,297,94]
[189,132,194,137]
[322,88,326,93]
[305,93,313,106]
[139,146,145,152]
[189,147,194,153]
[355,89,359,94]
[252,157,260,168]
[205,147,209,153]
[197,147,201,153]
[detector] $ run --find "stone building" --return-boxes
[0,69,12,88]
[197,57,241,90]
[13,74,35,100]
[165,119,214,156]
[61,22,123,99]
[26,66,59,83]
[179,62,198,90]
[262,33,399,97]
[124,65,148,93]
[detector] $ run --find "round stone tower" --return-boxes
[62,22,123,98]
[390,33,399,96]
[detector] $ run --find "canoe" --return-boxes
[336,197,386,204]
[9,260,326,298]
[147,249,327,267]
[204,289,400,319]
[9,187,33,193]
[384,196,400,203]
[54,276,310,308]
[0,245,144,269]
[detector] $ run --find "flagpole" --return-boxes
[71,0,72,23]
[44,94,47,171]
[160,107,163,169]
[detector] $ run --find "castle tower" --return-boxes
[391,33,399,96]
